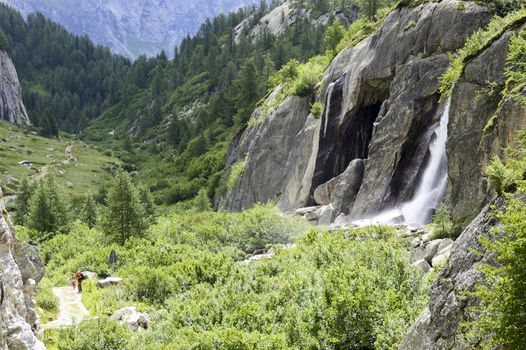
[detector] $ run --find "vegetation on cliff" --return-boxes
[469,130,526,348]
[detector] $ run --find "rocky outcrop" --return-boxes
[234,1,358,43]
[0,51,30,126]
[0,188,45,350]
[400,198,504,349]
[447,25,526,226]
[219,1,492,221]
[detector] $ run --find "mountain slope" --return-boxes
[0,0,258,58]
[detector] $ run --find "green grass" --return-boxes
[0,121,120,196]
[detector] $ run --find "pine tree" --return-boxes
[103,172,146,244]
[139,186,156,223]
[324,20,345,55]
[27,177,69,237]
[27,182,53,236]
[14,177,33,226]
[46,176,69,232]
[82,194,97,229]
[194,188,212,212]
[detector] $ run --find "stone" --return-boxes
[65,181,74,188]
[96,277,123,289]
[313,178,338,205]
[317,204,335,226]
[412,259,432,273]
[110,306,149,332]
[411,248,426,263]
[431,244,453,267]
[0,51,30,126]
[423,239,443,263]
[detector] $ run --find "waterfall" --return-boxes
[354,99,451,227]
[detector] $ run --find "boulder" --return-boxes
[110,306,148,332]
[412,259,432,273]
[96,277,123,289]
[431,244,453,267]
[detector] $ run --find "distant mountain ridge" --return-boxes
[0,0,258,58]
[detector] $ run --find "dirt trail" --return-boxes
[36,144,75,179]
[43,286,89,329]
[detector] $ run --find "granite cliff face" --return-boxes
[220,0,500,226]
[0,188,45,350]
[0,50,29,125]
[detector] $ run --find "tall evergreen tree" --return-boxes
[82,194,97,229]
[103,172,146,244]
[14,177,33,226]
[27,181,53,236]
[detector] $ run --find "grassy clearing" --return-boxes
[0,121,119,196]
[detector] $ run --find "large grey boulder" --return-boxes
[96,277,123,289]
[400,198,504,349]
[0,188,46,350]
[0,51,30,126]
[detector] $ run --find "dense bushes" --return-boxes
[44,207,428,349]
[56,319,130,350]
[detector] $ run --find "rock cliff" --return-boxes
[0,188,45,350]
[219,0,499,225]
[400,197,503,349]
[0,50,29,126]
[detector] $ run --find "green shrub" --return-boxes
[310,101,324,118]
[429,204,455,240]
[56,318,130,350]
[227,158,246,189]
[36,278,58,313]
[439,8,526,99]
[486,155,518,195]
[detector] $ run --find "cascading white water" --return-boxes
[354,99,451,227]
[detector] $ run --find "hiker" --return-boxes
[70,274,76,290]
[77,271,84,293]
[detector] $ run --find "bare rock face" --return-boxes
[400,198,504,349]
[0,51,30,126]
[447,26,526,226]
[0,188,46,350]
[219,1,492,221]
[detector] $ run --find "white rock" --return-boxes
[110,306,148,331]
[96,277,123,289]
[431,244,453,267]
